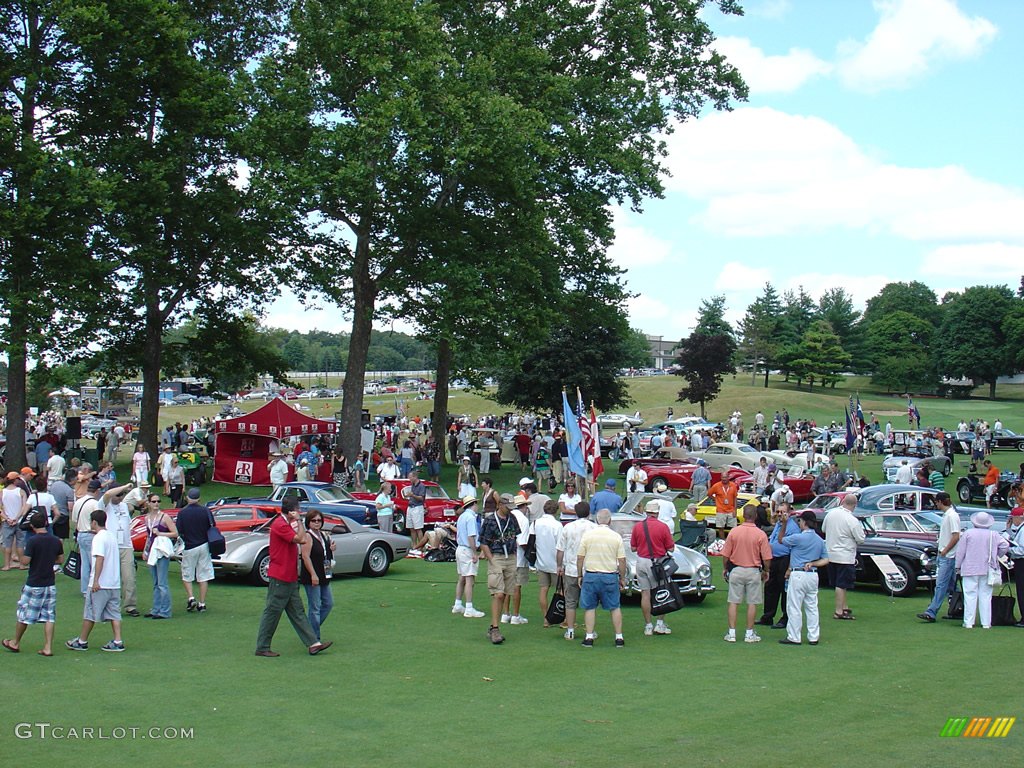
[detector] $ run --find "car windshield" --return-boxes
[808,494,842,510]
[911,514,941,532]
[425,486,449,500]
[315,486,355,503]
[610,517,638,541]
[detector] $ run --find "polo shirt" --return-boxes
[721,522,772,568]
[456,509,479,548]
[268,515,300,582]
[589,489,622,514]
[707,481,738,514]
[630,517,674,559]
[782,528,827,570]
[578,526,625,573]
[768,517,800,557]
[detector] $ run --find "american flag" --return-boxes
[577,389,603,480]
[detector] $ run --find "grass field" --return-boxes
[4,375,1018,764]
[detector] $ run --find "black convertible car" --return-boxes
[955,469,1017,508]
[811,512,938,597]
[989,428,1024,452]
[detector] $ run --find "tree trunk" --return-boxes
[4,340,28,470]
[763,367,770,389]
[699,399,706,419]
[339,232,376,461]
[431,337,452,455]
[138,301,164,463]
[989,380,997,399]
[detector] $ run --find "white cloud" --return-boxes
[626,294,694,342]
[837,0,997,92]
[714,36,831,94]
[608,208,677,268]
[747,0,791,20]
[662,107,1024,244]
[714,261,772,293]
[918,242,1024,281]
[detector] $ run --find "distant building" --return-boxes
[646,335,678,370]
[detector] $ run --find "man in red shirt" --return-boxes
[721,505,772,644]
[629,500,676,637]
[981,459,1000,507]
[255,497,332,657]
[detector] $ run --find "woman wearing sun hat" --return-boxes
[955,510,1009,629]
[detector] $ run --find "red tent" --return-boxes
[213,398,337,485]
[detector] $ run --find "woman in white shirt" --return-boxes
[131,443,151,485]
[557,481,582,522]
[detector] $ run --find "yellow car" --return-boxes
[690,492,766,528]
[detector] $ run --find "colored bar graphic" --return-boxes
[941,717,1015,738]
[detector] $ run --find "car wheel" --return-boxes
[682,594,706,605]
[650,475,670,492]
[250,549,271,586]
[1017,442,1024,453]
[391,511,407,536]
[879,557,917,597]
[956,481,971,504]
[941,461,951,477]
[362,544,392,577]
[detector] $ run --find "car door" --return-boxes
[327,520,362,574]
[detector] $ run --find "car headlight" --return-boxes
[919,553,931,565]
[697,564,712,583]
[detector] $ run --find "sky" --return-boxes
[265,0,1024,343]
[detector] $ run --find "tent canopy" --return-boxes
[214,397,336,439]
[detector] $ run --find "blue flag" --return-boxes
[562,390,587,477]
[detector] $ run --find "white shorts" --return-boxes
[407,505,425,530]
[456,546,479,577]
[181,543,214,583]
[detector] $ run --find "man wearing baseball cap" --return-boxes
[176,488,214,613]
[589,478,622,515]
[452,496,485,619]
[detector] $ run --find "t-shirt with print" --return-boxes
[479,513,521,557]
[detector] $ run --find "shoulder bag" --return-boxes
[642,519,682,615]
[206,510,226,557]
[544,575,567,626]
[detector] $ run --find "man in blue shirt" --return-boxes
[589,479,622,515]
[690,460,711,502]
[779,510,829,646]
[759,501,799,629]
[452,497,484,619]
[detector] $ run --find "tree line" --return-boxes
[673,279,1024,416]
[0,0,747,466]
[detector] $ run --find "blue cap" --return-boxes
[605,478,616,488]
[697,459,707,466]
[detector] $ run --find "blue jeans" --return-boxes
[78,531,94,595]
[149,556,172,617]
[427,460,440,478]
[399,457,414,478]
[303,582,334,640]
[923,554,957,618]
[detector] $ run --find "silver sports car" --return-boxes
[214,517,410,585]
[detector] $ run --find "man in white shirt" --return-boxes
[652,482,677,534]
[101,483,139,618]
[503,494,532,626]
[894,460,914,485]
[267,452,289,492]
[377,456,400,482]
[822,494,866,621]
[555,501,597,641]
[45,449,66,491]
[66,507,125,652]
[625,461,649,494]
[917,492,961,622]
[533,499,564,625]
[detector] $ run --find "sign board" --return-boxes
[869,554,907,593]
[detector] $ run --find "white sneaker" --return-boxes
[510,615,529,625]
[745,632,762,643]
[500,614,511,624]
[463,608,485,618]
[654,623,672,635]
[644,623,654,636]
[563,628,575,640]
[724,632,736,643]
[452,605,465,614]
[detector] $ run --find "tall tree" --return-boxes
[781,319,851,389]
[776,286,817,382]
[694,295,735,340]
[0,1,106,467]
[935,285,1018,399]
[673,333,735,418]
[866,310,937,393]
[863,280,942,328]
[737,282,783,387]
[74,0,286,456]
[817,287,866,372]
[253,0,747,460]
[493,297,635,413]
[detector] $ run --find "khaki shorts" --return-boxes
[564,577,582,609]
[487,554,518,596]
[181,543,214,583]
[537,570,557,588]
[515,565,530,587]
[727,566,764,605]
[715,512,738,529]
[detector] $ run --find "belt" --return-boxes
[792,567,817,573]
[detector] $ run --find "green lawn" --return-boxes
[2,551,1019,765]
[10,377,1015,763]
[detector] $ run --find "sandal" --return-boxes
[833,612,855,620]
[2,638,19,653]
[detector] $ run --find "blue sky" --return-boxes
[267,0,1024,342]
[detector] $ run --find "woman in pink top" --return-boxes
[131,443,151,486]
[955,511,1009,629]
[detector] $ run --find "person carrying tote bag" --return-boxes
[955,511,1009,629]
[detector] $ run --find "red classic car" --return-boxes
[619,451,816,502]
[129,504,349,553]
[350,478,460,533]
